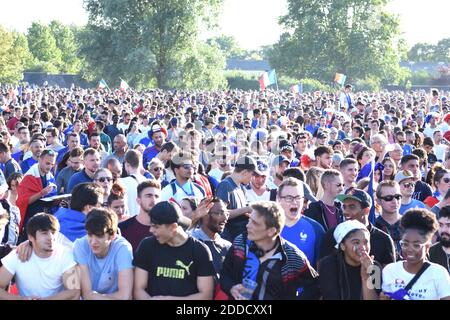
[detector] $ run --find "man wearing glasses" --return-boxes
[375,180,403,257]
[160,152,205,205]
[396,170,426,216]
[190,198,231,286]
[279,178,325,269]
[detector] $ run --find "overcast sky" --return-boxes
[1,0,449,50]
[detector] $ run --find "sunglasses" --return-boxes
[182,164,194,170]
[152,167,164,171]
[442,178,450,183]
[96,177,113,183]
[380,194,402,201]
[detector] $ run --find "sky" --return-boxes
[1,0,449,50]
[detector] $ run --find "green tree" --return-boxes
[179,41,227,90]
[27,22,62,73]
[434,38,450,62]
[49,21,82,73]
[0,26,33,83]
[407,43,436,61]
[80,0,223,89]
[270,0,405,86]
[207,35,244,59]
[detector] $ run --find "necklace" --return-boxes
[322,202,336,215]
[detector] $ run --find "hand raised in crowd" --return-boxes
[189,197,215,229]
[16,240,33,263]
[359,249,375,281]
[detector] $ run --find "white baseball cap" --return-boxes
[334,220,368,249]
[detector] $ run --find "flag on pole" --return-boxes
[334,73,347,86]
[356,160,376,224]
[290,83,303,94]
[259,70,277,91]
[98,79,109,90]
[120,79,130,91]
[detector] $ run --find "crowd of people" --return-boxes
[0,83,449,300]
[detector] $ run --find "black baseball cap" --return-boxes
[234,156,263,175]
[150,201,191,230]
[336,188,372,209]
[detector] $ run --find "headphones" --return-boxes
[249,241,278,258]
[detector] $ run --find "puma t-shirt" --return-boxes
[133,236,215,297]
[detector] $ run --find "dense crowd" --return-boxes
[0,84,449,300]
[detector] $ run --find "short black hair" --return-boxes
[71,183,104,212]
[314,146,333,158]
[439,206,450,220]
[400,154,420,166]
[283,167,305,182]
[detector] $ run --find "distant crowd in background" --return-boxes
[0,83,449,300]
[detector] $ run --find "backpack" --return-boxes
[169,181,205,198]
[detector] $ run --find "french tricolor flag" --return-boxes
[259,70,277,91]
[290,83,303,94]
[16,164,57,231]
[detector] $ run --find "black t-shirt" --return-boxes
[319,253,362,300]
[413,180,433,203]
[133,236,215,297]
[319,223,396,266]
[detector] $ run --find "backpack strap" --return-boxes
[269,189,277,201]
[404,262,431,292]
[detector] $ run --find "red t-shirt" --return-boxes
[118,216,152,255]
[7,117,19,132]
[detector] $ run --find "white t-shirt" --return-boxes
[1,243,76,298]
[208,168,226,182]
[120,174,147,217]
[382,261,450,300]
[160,180,205,205]
[423,126,438,138]
[117,123,129,133]
[245,188,271,204]
[433,144,448,162]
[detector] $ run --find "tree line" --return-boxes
[1,0,449,90]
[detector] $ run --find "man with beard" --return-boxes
[118,180,161,254]
[88,133,108,163]
[245,161,272,203]
[314,146,333,170]
[279,178,325,268]
[142,124,167,168]
[20,138,44,174]
[160,152,205,204]
[266,155,290,190]
[190,198,231,283]
[429,206,450,273]
[67,149,101,193]
[0,213,80,300]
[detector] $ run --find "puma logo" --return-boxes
[175,260,193,275]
